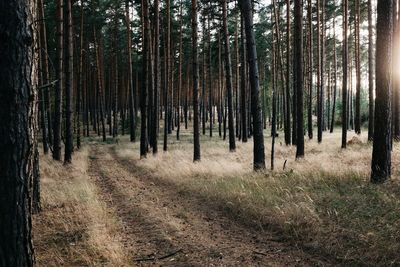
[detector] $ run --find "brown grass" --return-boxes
[33,147,129,267]
[114,128,400,266]
[34,127,400,266]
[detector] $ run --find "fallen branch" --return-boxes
[158,249,183,260]
[134,249,183,262]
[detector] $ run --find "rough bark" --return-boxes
[0,0,36,264]
[371,0,393,183]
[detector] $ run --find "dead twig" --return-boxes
[158,249,183,260]
[134,249,183,262]
[253,250,269,256]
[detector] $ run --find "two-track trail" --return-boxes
[88,144,332,267]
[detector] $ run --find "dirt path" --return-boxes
[88,144,332,267]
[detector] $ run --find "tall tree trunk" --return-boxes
[218,29,223,138]
[317,0,323,143]
[235,3,240,139]
[94,29,107,142]
[192,0,201,161]
[307,0,313,139]
[342,0,348,148]
[126,1,136,142]
[153,0,160,153]
[202,21,206,136]
[113,33,118,138]
[141,0,150,158]
[239,0,266,170]
[287,0,293,146]
[223,0,236,151]
[53,0,64,161]
[271,29,277,170]
[330,10,338,133]
[240,16,248,143]
[294,0,304,158]
[0,0,36,263]
[209,12,213,138]
[77,2,84,149]
[38,0,49,154]
[393,0,400,140]
[371,0,393,183]
[272,0,291,145]
[177,0,183,140]
[64,0,74,164]
[39,0,53,148]
[354,0,361,134]
[164,0,170,151]
[367,0,374,141]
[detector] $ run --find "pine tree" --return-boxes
[371,0,393,183]
[239,0,266,170]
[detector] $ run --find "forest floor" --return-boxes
[33,128,400,266]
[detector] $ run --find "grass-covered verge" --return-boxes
[183,170,400,266]
[32,147,128,266]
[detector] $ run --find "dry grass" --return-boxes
[33,147,129,267]
[34,126,400,266]
[114,127,400,266]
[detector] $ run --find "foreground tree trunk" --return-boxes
[239,0,266,170]
[0,0,36,264]
[371,0,393,183]
[294,0,304,158]
[192,0,201,161]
